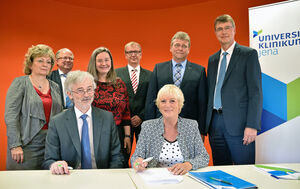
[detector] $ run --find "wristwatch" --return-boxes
[125,135,131,138]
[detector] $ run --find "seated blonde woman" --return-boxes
[131,84,209,175]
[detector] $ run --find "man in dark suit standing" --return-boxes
[43,70,123,174]
[116,42,152,142]
[48,48,74,108]
[145,31,207,137]
[206,14,263,165]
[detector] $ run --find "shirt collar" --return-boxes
[128,64,140,73]
[172,59,187,68]
[74,106,92,120]
[58,69,64,76]
[221,41,236,55]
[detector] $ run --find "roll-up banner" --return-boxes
[249,0,300,163]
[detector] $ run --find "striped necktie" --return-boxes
[131,69,138,94]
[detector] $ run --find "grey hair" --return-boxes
[155,84,185,113]
[55,48,74,60]
[214,14,236,30]
[64,70,96,93]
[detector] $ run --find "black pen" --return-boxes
[209,177,233,185]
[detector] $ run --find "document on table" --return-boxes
[137,168,183,185]
[255,164,300,180]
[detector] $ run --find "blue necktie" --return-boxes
[61,74,73,108]
[174,63,182,87]
[214,52,228,109]
[80,114,92,169]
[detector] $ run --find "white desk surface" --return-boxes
[130,164,300,189]
[0,169,136,189]
[0,164,299,189]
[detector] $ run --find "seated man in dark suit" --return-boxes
[43,70,123,174]
[145,31,207,139]
[48,48,74,108]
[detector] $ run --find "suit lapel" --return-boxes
[92,107,103,160]
[54,70,63,89]
[168,61,174,83]
[26,76,46,121]
[211,51,221,90]
[136,67,146,94]
[180,61,192,88]
[123,66,135,95]
[65,108,81,157]
[223,44,240,85]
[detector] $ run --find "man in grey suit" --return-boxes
[116,42,152,142]
[43,70,123,174]
[206,14,263,165]
[48,48,74,108]
[145,31,207,137]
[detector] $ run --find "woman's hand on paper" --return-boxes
[168,162,192,175]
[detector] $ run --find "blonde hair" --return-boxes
[170,31,191,47]
[155,84,185,113]
[124,41,141,52]
[24,44,55,75]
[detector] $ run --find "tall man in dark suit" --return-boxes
[116,42,152,142]
[43,71,123,174]
[206,14,263,165]
[48,48,74,108]
[145,31,207,137]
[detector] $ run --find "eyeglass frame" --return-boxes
[215,25,233,33]
[125,50,141,55]
[57,56,74,61]
[71,87,94,96]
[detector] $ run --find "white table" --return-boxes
[0,169,136,189]
[129,164,300,189]
[0,164,299,189]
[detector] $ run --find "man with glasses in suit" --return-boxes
[43,70,123,174]
[116,42,152,142]
[206,14,262,165]
[49,48,74,108]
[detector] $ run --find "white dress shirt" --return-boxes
[74,106,97,169]
[127,64,140,86]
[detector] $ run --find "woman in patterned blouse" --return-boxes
[87,47,131,167]
[131,84,209,175]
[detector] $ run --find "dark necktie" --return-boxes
[80,114,92,169]
[214,52,228,109]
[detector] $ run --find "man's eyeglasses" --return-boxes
[125,50,141,55]
[72,88,94,95]
[58,56,74,61]
[216,26,233,32]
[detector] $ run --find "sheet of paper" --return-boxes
[137,168,183,185]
